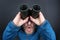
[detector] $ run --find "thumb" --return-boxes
[23,17,29,23]
[30,16,36,22]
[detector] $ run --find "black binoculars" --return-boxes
[20,4,41,20]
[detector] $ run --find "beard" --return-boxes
[23,24,35,34]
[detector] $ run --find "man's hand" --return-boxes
[30,12,45,25]
[13,12,29,27]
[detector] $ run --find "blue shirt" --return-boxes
[3,20,56,40]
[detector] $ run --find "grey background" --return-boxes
[0,0,60,40]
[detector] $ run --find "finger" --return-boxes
[13,12,21,23]
[14,12,21,19]
[17,12,21,18]
[39,12,44,18]
[39,12,45,23]
[23,17,29,23]
[30,16,36,22]
[19,12,21,18]
[39,12,41,18]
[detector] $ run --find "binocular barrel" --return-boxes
[32,5,41,19]
[20,5,28,19]
[20,4,41,19]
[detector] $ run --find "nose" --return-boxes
[27,21,31,25]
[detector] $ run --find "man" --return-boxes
[3,12,56,40]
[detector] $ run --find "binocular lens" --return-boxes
[33,5,40,12]
[20,5,28,10]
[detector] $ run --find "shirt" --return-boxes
[3,20,56,40]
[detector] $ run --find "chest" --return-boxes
[18,31,40,40]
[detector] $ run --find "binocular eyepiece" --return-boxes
[20,4,41,20]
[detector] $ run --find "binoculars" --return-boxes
[20,4,41,20]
